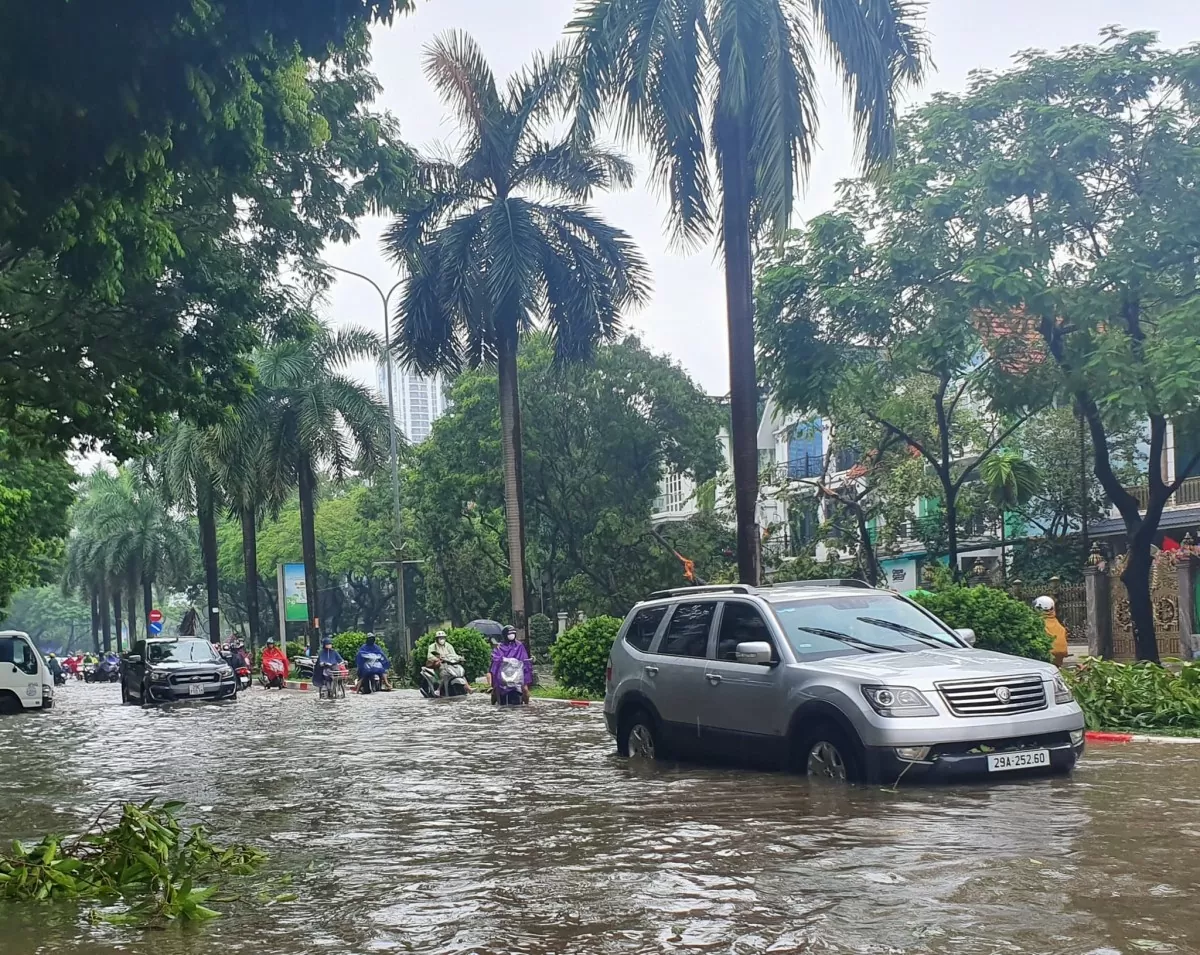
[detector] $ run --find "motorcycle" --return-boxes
[317,661,349,700]
[236,666,252,692]
[82,663,97,683]
[355,647,391,695]
[293,655,316,681]
[419,657,469,699]
[260,656,287,689]
[52,670,67,687]
[358,671,386,695]
[494,655,526,706]
[96,656,121,683]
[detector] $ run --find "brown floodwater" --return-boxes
[2,683,1199,954]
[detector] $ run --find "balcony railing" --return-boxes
[1125,475,1200,510]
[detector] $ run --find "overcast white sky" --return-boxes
[320,0,1200,395]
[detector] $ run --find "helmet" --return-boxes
[1033,595,1055,613]
[267,636,276,646]
[366,632,377,644]
[501,625,518,641]
[322,635,333,647]
[435,630,447,639]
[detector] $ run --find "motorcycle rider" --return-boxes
[47,652,65,685]
[425,629,466,696]
[261,637,290,686]
[489,625,532,704]
[314,635,344,689]
[355,633,392,691]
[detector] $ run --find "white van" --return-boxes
[0,630,53,713]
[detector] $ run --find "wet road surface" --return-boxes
[2,683,1199,954]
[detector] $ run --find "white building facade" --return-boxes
[376,366,449,444]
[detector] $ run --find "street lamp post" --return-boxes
[327,263,407,649]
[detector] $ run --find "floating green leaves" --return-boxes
[0,800,265,926]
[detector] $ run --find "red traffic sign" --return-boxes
[148,608,163,624]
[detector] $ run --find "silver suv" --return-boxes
[603,581,1085,783]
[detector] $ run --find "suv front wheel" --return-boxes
[793,721,862,783]
[618,707,663,761]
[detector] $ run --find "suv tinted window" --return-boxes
[657,602,715,657]
[716,602,778,662]
[624,606,667,652]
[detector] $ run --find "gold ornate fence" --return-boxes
[1109,550,1182,659]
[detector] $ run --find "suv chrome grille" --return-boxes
[936,675,1047,717]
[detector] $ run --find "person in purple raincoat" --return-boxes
[490,625,531,704]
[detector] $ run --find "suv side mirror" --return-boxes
[126,654,143,665]
[954,628,976,647]
[735,641,774,665]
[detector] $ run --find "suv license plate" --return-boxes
[987,749,1049,772]
[188,683,205,697]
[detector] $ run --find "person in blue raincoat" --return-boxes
[355,633,392,690]
[313,635,344,688]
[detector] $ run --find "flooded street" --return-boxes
[3,684,1199,955]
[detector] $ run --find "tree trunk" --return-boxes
[91,592,100,654]
[1122,538,1160,664]
[719,115,761,586]
[142,578,153,631]
[112,590,123,653]
[298,452,322,643]
[496,322,529,635]
[240,505,261,653]
[944,486,961,580]
[853,508,881,586]
[127,581,137,643]
[198,481,221,643]
[99,582,111,652]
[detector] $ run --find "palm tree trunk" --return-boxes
[143,578,153,629]
[298,452,322,643]
[719,117,761,586]
[198,480,221,643]
[240,505,262,653]
[127,580,138,643]
[112,590,123,653]
[496,323,529,634]
[99,582,111,652]
[91,592,101,654]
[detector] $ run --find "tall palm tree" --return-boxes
[156,421,225,641]
[255,322,391,642]
[383,33,650,631]
[571,0,927,583]
[980,449,1042,579]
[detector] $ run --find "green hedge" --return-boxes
[410,627,492,685]
[331,631,369,667]
[550,615,622,696]
[908,585,1051,661]
[1066,658,1200,730]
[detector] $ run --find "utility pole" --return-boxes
[326,263,406,652]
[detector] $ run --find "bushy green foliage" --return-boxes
[909,585,1052,661]
[551,616,622,696]
[331,631,368,667]
[0,800,264,925]
[528,613,555,663]
[1066,659,1200,731]
[410,627,492,684]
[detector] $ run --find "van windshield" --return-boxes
[147,640,218,665]
[769,595,960,658]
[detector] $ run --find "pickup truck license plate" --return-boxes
[188,683,205,696]
[987,749,1049,772]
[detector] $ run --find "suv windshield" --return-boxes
[147,640,218,665]
[769,594,960,658]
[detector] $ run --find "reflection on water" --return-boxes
[2,683,1199,954]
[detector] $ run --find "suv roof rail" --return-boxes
[768,578,873,590]
[647,584,757,600]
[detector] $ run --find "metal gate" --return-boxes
[1109,551,1182,659]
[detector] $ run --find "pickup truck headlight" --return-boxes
[861,685,938,717]
[218,665,233,678]
[1053,674,1073,704]
[150,670,169,682]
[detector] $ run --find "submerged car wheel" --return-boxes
[794,722,862,783]
[618,707,663,761]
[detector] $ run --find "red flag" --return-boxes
[1163,535,1181,552]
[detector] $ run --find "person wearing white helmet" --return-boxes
[425,629,463,696]
[1034,596,1069,666]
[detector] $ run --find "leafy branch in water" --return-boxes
[0,801,265,925]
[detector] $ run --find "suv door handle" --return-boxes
[643,666,659,677]
[706,673,722,685]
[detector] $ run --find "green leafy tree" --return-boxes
[885,29,1200,660]
[979,449,1042,577]
[384,33,650,634]
[255,324,392,640]
[2,587,92,652]
[909,586,1052,662]
[570,0,928,585]
[0,433,74,613]
[757,189,1050,577]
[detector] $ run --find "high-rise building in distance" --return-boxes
[376,366,448,444]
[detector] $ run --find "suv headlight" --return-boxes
[1053,674,1073,704]
[150,670,169,682]
[861,685,938,717]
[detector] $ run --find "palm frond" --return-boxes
[423,31,502,143]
